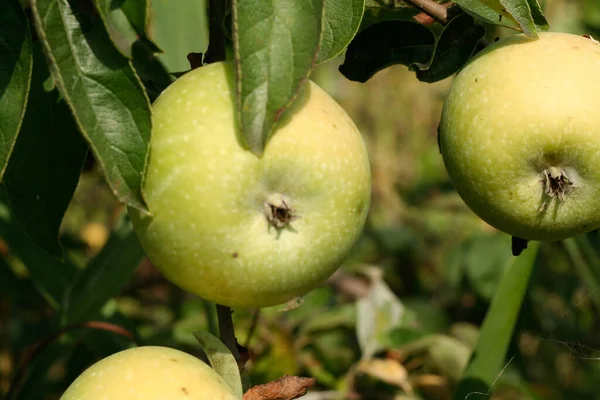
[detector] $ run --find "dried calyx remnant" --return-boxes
[264,194,297,229]
[542,166,574,202]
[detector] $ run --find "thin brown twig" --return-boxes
[403,0,449,24]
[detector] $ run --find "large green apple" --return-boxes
[440,32,600,241]
[60,346,238,400]
[129,61,371,308]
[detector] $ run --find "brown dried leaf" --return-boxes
[242,375,316,400]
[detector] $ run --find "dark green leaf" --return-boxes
[525,0,548,31]
[120,0,162,51]
[316,0,365,64]
[31,0,151,212]
[339,20,435,83]
[131,40,173,102]
[411,13,485,83]
[94,0,139,58]
[194,331,243,398]
[2,46,88,258]
[0,202,78,308]
[232,0,324,155]
[454,241,540,399]
[453,0,521,30]
[61,213,145,324]
[0,0,32,181]
[463,234,513,300]
[360,0,418,32]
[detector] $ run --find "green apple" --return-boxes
[129,61,371,308]
[60,346,238,400]
[440,32,600,241]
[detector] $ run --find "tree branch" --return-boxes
[403,0,449,24]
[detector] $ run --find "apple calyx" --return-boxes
[264,193,298,229]
[542,166,573,203]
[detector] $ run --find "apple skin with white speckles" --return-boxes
[128,61,371,308]
[440,32,600,241]
[60,346,238,400]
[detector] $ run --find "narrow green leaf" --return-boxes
[194,331,243,399]
[563,238,600,313]
[412,13,485,83]
[525,0,548,31]
[463,234,513,300]
[94,0,140,58]
[498,0,538,37]
[0,202,77,308]
[2,46,88,258]
[31,0,151,212]
[339,20,435,83]
[232,0,325,155]
[453,0,521,31]
[454,241,540,399]
[61,213,145,325]
[360,0,418,32]
[316,0,365,64]
[0,0,32,181]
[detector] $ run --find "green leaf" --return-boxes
[563,237,600,313]
[339,20,435,83]
[31,0,152,212]
[60,213,145,325]
[411,13,486,83]
[360,0,418,32]
[524,0,548,31]
[316,0,365,64]
[454,241,540,399]
[232,0,324,155]
[0,202,78,309]
[120,0,162,51]
[2,46,88,258]
[463,234,513,300]
[94,0,140,58]
[194,331,243,399]
[453,0,521,30]
[94,0,162,59]
[0,0,32,182]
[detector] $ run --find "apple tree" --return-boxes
[5,0,600,399]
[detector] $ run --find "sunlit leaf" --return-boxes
[31,0,151,212]
[232,0,324,155]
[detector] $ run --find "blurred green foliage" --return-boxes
[4,0,600,399]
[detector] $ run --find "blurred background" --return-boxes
[4,0,600,399]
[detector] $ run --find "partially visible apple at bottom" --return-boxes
[60,346,238,400]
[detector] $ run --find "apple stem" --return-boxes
[216,304,242,366]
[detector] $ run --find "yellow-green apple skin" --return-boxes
[60,346,238,400]
[128,61,371,308]
[440,32,600,241]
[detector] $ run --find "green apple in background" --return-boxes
[440,32,600,241]
[60,346,238,400]
[129,61,371,308]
